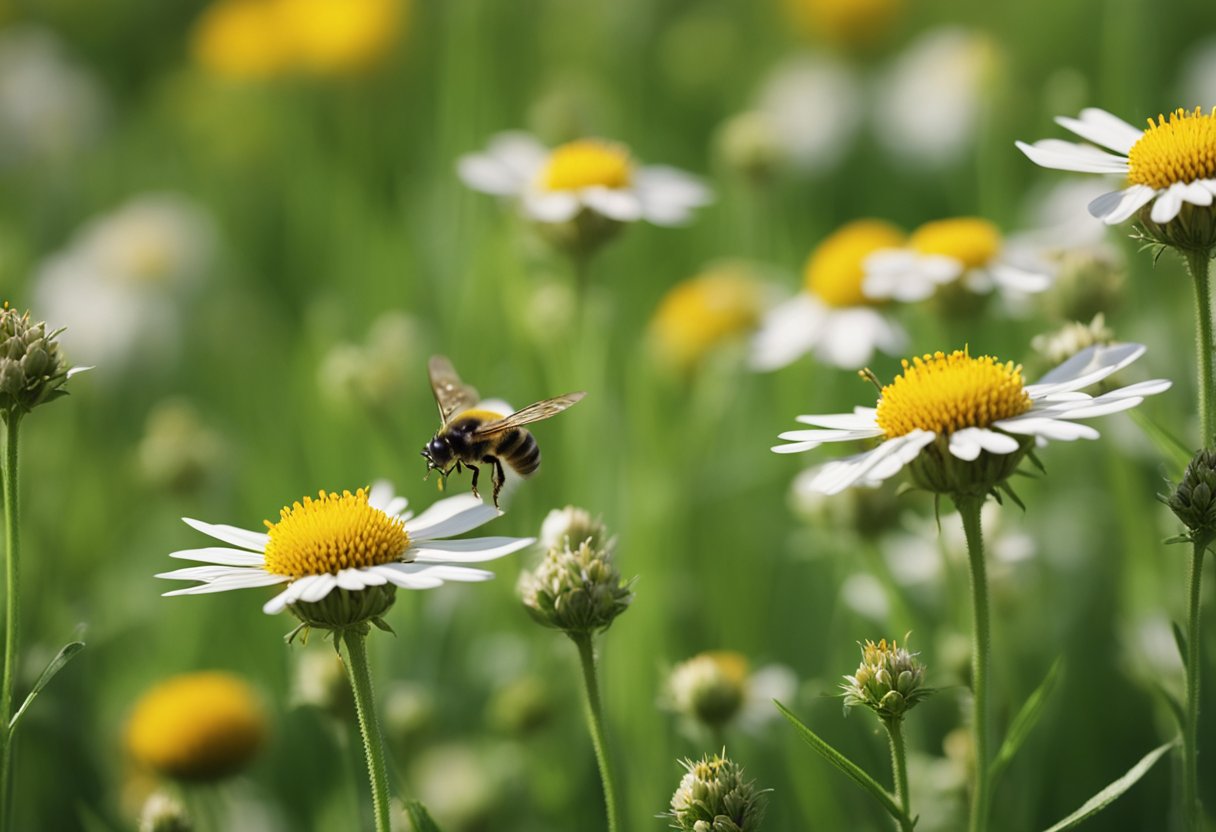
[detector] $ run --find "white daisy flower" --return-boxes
[457,132,712,226]
[773,342,1170,494]
[751,219,909,371]
[1016,106,1216,226]
[158,481,534,616]
[753,54,864,175]
[861,216,1053,304]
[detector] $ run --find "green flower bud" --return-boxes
[0,305,79,417]
[519,510,632,636]
[668,753,768,832]
[139,793,192,832]
[668,651,749,730]
[1136,203,1216,254]
[539,505,610,553]
[841,638,931,723]
[1165,449,1216,541]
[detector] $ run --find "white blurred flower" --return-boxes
[874,28,995,168]
[841,572,889,621]
[753,54,864,174]
[665,650,796,735]
[32,194,216,373]
[317,311,421,409]
[410,743,515,832]
[0,26,106,167]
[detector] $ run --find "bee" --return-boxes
[421,356,585,507]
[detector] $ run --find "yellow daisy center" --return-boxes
[650,267,764,369]
[1128,107,1216,190]
[540,139,633,191]
[125,672,266,782]
[908,217,1002,269]
[875,350,1032,437]
[804,219,906,307]
[262,487,409,578]
[784,0,903,48]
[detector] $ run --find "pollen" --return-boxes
[875,350,1032,437]
[262,488,409,578]
[540,139,633,192]
[909,217,1002,269]
[1127,107,1216,190]
[804,219,906,307]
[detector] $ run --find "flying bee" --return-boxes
[421,356,585,507]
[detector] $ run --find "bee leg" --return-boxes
[484,456,506,508]
[467,463,481,500]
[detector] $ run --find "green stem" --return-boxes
[0,414,20,831]
[1183,540,1206,831]
[884,719,915,832]
[342,629,392,832]
[956,495,991,832]
[571,633,619,832]
[1186,250,1215,446]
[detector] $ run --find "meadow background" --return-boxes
[1,0,1215,829]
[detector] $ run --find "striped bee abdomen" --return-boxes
[499,429,541,477]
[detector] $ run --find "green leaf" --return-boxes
[1172,622,1188,669]
[775,701,911,826]
[990,657,1064,784]
[10,641,84,731]
[404,800,444,832]
[1150,681,1186,733]
[1040,738,1179,832]
[1128,409,1192,474]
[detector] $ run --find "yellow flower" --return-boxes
[783,0,904,49]
[804,219,905,307]
[125,672,267,781]
[191,0,294,81]
[650,264,765,370]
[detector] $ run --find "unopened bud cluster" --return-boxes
[668,651,749,730]
[841,638,930,722]
[668,753,768,832]
[519,507,632,635]
[1166,449,1216,541]
[1031,314,1113,371]
[0,305,74,417]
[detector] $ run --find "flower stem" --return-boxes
[956,494,991,832]
[1183,539,1207,831]
[1186,249,1215,446]
[884,719,915,832]
[0,414,21,831]
[571,632,620,832]
[341,628,392,832]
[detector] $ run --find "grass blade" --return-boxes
[10,641,84,731]
[1040,738,1178,832]
[990,657,1064,783]
[404,800,444,832]
[775,700,911,826]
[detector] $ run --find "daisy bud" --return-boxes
[841,638,931,723]
[1166,449,1216,541]
[538,505,610,553]
[137,399,227,494]
[668,753,769,832]
[139,793,192,832]
[1136,202,1216,254]
[0,304,76,417]
[519,514,632,636]
[668,651,749,731]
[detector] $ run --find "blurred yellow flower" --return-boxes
[649,264,765,370]
[783,0,903,49]
[125,671,267,782]
[192,0,406,81]
[804,219,904,307]
[909,218,1001,270]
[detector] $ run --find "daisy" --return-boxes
[457,132,712,227]
[751,219,909,371]
[1016,106,1216,227]
[772,342,1170,495]
[158,481,534,616]
[862,216,1053,304]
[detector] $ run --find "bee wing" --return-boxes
[428,355,481,425]
[471,392,586,437]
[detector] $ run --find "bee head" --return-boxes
[421,434,454,472]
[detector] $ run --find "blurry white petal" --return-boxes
[581,187,643,221]
[749,294,827,371]
[989,262,1052,293]
[522,192,580,223]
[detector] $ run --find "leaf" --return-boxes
[1128,409,1192,473]
[404,800,444,832]
[10,641,84,731]
[1040,738,1178,832]
[1150,681,1186,734]
[775,701,911,826]
[990,657,1064,783]
[1172,622,1188,669]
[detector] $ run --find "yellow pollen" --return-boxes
[540,139,633,192]
[262,487,409,579]
[804,219,906,307]
[909,217,1002,269]
[1128,107,1216,190]
[875,350,1032,437]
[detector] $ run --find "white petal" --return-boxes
[397,563,495,582]
[776,427,885,443]
[772,440,823,455]
[1026,342,1146,397]
[1180,181,1214,207]
[989,262,1052,293]
[1055,109,1143,154]
[581,187,643,221]
[1091,185,1158,224]
[862,249,961,301]
[807,431,935,494]
[457,154,527,196]
[298,573,337,603]
[156,565,259,581]
[794,407,880,430]
[409,536,535,563]
[522,192,580,223]
[1032,378,1171,419]
[66,366,92,378]
[406,494,500,541]
[749,294,827,372]
[164,572,288,596]
[168,547,265,566]
[1150,183,1186,223]
[818,308,904,370]
[335,568,369,591]
[947,427,1022,461]
[181,518,268,552]
[992,417,1099,441]
[367,480,397,512]
[262,583,300,614]
[376,564,445,590]
[1015,139,1130,174]
[486,132,548,177]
